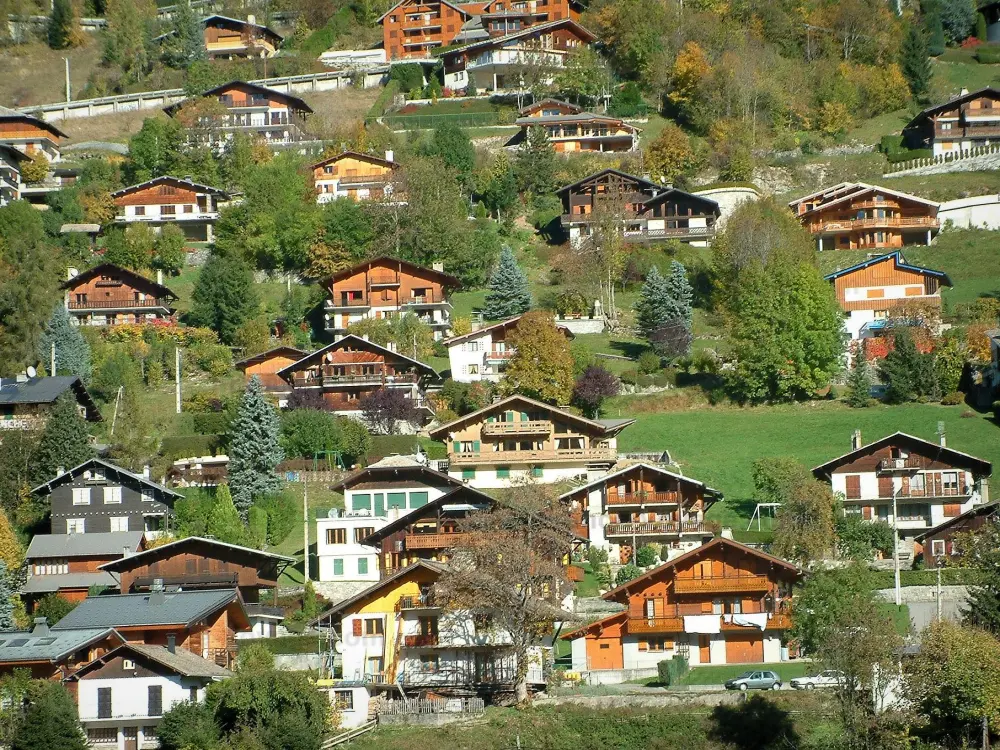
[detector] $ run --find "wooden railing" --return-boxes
[809,216,939,233]
[326,297,370,308]
[673,574,770,594]
[405,533,469,550]
[403,634,438,647]
[450,447,616,464]
[481,420,552,436]
[627,602,791,633]
[484,349,515,361]
[877,458,925,472]
[69,297,170,310]
[572,522,588,539]
[368,275,400,287]
[605,521,706,536]
[606,491,680,506]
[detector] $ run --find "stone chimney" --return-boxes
[432,262,444,272]
[31,617,49,635]
[851,430,862,451]
[385,149,394,163]
[167,633,176,654]
[937,421,946,448]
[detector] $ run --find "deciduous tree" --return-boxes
[958,519,1000,632]
[483,245,531,320]
[572,364,620,418]
[189,254,260,345]
[103,0,155,83]
[227,376,283,520]
[359,388,418,435]
[279,409,342,460]
[126,117,184,183]
[645,123,699,186]
[554,46,612,107]
[152,224,186,275]
[500,311,574,404]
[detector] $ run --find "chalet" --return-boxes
[98,537,293,639]
[23,531,144,608]
[310,560,548,692]
[788,182,941,251]
[112,176,230,242]
[0,144,26,206]
[902,86,1000,157]
[318,455,464,583]
[310,150,400,204]
[54,588,251,669]
[823,252,952,341]
[914,501,998,568]
[358,486,494,578]
[513,99,640,153]
[235,346,308,400]
[428,394,634,488]
[0,376,101,431]
[66,642,231,750]
[378,0,581,60]
[439,18,596,93]
[560,463,721,564]
[0,105,66,162]
[812,431,993,560]
[321,257,460,339]
[563,538,799,671]
[32,458,181,537]
[201,14,282,58]
[0,617,123,681]
[62,264,177,327]
[278,335,439,423]
[444,314,573,383]
[558,169,720,248]
[165,81,313,146]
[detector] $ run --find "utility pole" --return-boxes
[50,342,56,376]
[64,57,70,102]
[175,347,182,413]
[892,487,901,607]
[936,563,943,622]
[303,479,310,583]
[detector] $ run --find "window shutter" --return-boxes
[97,688,112,719]
[845,475,861,500]
[453,441,461,453]
[352,619,362,637]
[334,559,344,576]
[148,685,163,717]
[473,440,480,452]
[862,506,873,520]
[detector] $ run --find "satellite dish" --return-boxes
[334,641,344,654]
[25,366,36,378]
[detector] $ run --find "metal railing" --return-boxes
[395,595,436,611]
[325,297,371,308]
[377,697,484,716]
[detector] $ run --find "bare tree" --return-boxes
[577,177,632,324]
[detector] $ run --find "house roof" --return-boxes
[905,86,1000,127]
[428,394,634,440]
[640,186,720,213]
[66,642,232,681]
[234,345,309,370]
[557,462,723,502]
[202,14,283,43]
[601,537,801,602]
[26,531,145,559]
[514,113,639,129]
[811,432,993,478]
[31,458,182,499]
[438,18,597,58]
[164,81,313,116]
[330,461,463,492]
[914,501,1000,542]
[0,144,28,164]
[787,181,857,208]
[111,175,231,200]
[0,624,121,664]
[61,263,178,300]
[377,0,471,23]
[518,98,584,116]
[308,150,398,171]
[442,314,574,346]
[0,107,68,138]
[310,560,449,625]
[21,571,120,594]
[822,252,952,286]
[276,334,439,381]
[324,256,461,289]
[795,183,939,218]
[358,485,495,546]
[0,376,101,422]
[556,168,662,197]
[53,589,245,630]
[559,610,626,640]
[99,536,295,573]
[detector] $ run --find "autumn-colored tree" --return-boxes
[818,101,853,137]
[967,323,994,364]
[77,188,116,225]
[305,238,352,281]
[500,311,574,404]
[0,508,24,573]
[19,154,49,184]
[644,123,699,185]
[668,42,711,122]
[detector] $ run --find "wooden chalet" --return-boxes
[902,86,1000,157]
[112,176,230,242]
[514,99,639,153]
[0,376,101,431]
[915,501,998,568]
[0,618,124,681]
[322,257,460,339]
[788,182,941,251]
[277,334,439,420]
[201,14,282,58]
[444,313,573,383]
[562,538,800,671]
[0,105,67,162]
[62,264,177,327]
[311,150,400,203]
[235,345,307,400]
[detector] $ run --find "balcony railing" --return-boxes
[572,522,588,539]
[132,572,238,589]
[320,370,419,385]
[484,350,515,363]
[673,574,770,594]
[0,416,45,430]
[326,297,371,309]
[368,275,400,287]
[396,595,437,611]
[404,634,439,647]
[808,216,939,233]
[68,298,170,310]
[605,521,707,536]
[334,173,392,185]
[405,532,469,550]
[627,602,792,633]
[481,420,552,437]
[877,457,926,472]
[400,292,448,306]
[606,491,681,506]
[450,447,616,465]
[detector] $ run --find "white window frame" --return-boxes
[72,487,91,505]
[930,539,945,557]
[66,518,85,534]
[110,516,130,532]
[103,486,123,504]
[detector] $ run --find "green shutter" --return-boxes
[333,559,344,576]
[462,468,476,480]
[472,440,481,452]
[532,466,543,478]
[352,494,371,511]
[409,491,429,508]
[374,493,385,516]
[497,466,510,479]
[487,416,495,423]
[388,492,406,510]
[453,440,461,453]
[358,558,368,575]
[521,412,529,421]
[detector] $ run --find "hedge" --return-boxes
[976,45,1000,63]
[160,434,223,461]
[885,148,933,164]
[236,635,328,655]
[656,656,689,686]
[366,79,401,121]
[868,568,983,589]
[368,435,420,461]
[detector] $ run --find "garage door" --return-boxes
[588,638,623,670]
[725,634,763,663]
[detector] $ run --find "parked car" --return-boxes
[790,670,846,690]
[724,670,782,691]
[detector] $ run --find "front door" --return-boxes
[699,634,711,664]
[123,727,138,750]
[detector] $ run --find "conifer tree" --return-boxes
[633,265,673,338]
[47,0,76,49]
[482,246,531,320]
[38,305,91,381]
[165,0,206,68]
[11,682,87,750]
[30,394,95,486]
[206,484,246,545]
[845,349,873,408]
[0,561,16,632]
[514,126,555,197]
[664,261,694,327]
[227,376,283,520]
[901,24,932,100]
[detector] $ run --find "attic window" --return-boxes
[35,638,56,646]
[8,639,28,647]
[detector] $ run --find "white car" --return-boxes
[790,670,846,690]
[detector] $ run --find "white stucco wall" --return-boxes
[939,194,1000,229]
[692,186,761,229]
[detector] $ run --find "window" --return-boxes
[72,487,91,505]
[134,206,145,216]
[409,492,428,508]
[462,468,476,480]
[898,503,929,522]
[66,518,85,534]
[148,685,162,717]
[531,466,543,478]
[358,558,368,575]
[497,466,510,479]
[943,472,959,492]
[931,539,946,556]
[387,492,406,510]
[355,527,374,543]
[333,558,344,576]
[103,486,122,504]
[162,205,176,216]
[326,528,346,545]
[88,728,117,744]
[334,690,354,711]
[467,364,479,375]
[189,687,198,702]
[352,494,371,511]
[420,654,439,672]
[110,516,130,532]
[141,491,155,503]
[97,687,112,719]
[364,618,384,636]
[639,638,671,652]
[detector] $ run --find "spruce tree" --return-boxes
[664,261,694,327]
[47,0,74,49]
[189,254,260,345]
[0,561,16,632]
[633,265,673,338]
[515,126,556,197]
[845,350,873,408]
[482,246,531,320]
[11,682,87,750]
[227,376,283,520]
[31,393,95,486]
[206,484,247,545]
[38,305,91,381]
[901,24,932,101]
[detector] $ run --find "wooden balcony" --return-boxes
[572,522,588,539]
[808,216,939,233]
[605,521,707,537]
[877,457,925,472]
[673,575,770,594]
[337,173,392,185]
[69,298,170,310]
[606,491,680,506]
[368,275,400,288]
[627,603,792,634]
[400,291,449,306]
[449,447,616,465]
[481,420,552,437]
[405,532,469,550]
[404,634,439,647]
[484,350,515,364]
[325,297,371,309]
[395,595,437,611]
[320,371,419,386]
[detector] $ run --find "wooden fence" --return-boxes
[378,697,485,716]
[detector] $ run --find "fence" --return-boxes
[883,142,1000,176]
[378,697,485,716]
[377,110,515,131]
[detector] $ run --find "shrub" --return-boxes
[656,655,689,686]
[976,45,1000,63]
[586,546,608,568]
[941,391,965,405]
[616,563,641,586]
[254,493,297,546]
[192,412,230,435]
[993,400,1000,421]
[635,544,658,567]
[637,351,661,375]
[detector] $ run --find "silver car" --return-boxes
[791,670,846,690]
[724,670,782,691]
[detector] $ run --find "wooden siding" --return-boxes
[114,184,200,206]
[327,259,451,310]
[830,443,971,475]
[116,545,280,601]
[213,84,297,112]
[382,0,467,59]
[921,509,996,568]
[313,155,393,183]
[832,259,941,312]
[0,121,61,142]
[242,354,301,388]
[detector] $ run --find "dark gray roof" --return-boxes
[514,113,635,126]
[67,643,232,681]
[26,531,145,560]
[0,625,120,664]
[21,571,119,594]
[98,536,295,573]
[31,458,182,499]
[53,589,242,629]
[0,377,100,421]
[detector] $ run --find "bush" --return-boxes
[992,400,1000,421]
[615,563,641,586]
[656,655,689,686]
[254,493,297,546]
[637,351,661,375]
[35,593,77,625]
[237,635,325,655]
[160,434,223,460]
[388,64,423,95]
[192,412,230,435]
[635,544,658,567]
[586,546,609,568]
[368,434,420,461]
[941,391,965,405]
[367,79,401,120]
[885,148,933,164]
[976,45,1000,63]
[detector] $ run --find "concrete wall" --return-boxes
[939,194,1000,230]
[272,653,325,671]
[692,186,760,229]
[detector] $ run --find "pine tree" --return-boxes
[227,376,283,520]
[482,246,531,320]
[47,0,75,49]
[38,305,91,380]
[901,24,932,100]
[168,0,206,68]
[206,484,247,545]
[0,561,16,632]
[30,394,95,486]
[664,261,693,326]
[633,265,674,338]
[845,349,873,408]
[188,254,260,345]
[514,126,555,197]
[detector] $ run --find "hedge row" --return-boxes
[237,635,328,655]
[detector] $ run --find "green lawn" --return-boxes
[678,662,813,685]
[846,109,912,145]
[932,57,1000,94]
[275,482,345,585]
[884,170,1000,202]
[574,561,601,598]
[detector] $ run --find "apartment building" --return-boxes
[563,538,799,671]
[112,176,230,242]
[903,86,1000,156]
[428,394,633,488]
[0,376,101,432]
[812,431,993,559]
[0,106,66,162]
[0,144,25,205]
[444,314,573,383]
[321,257,459,339]
[201,14,282,58]
[311,150,400,203]
[558,169,720,248]
[823,252,952,340]
[788,182,941,251]
[514,99,639,153]
[560,463,721,564]
[63,264,178,327]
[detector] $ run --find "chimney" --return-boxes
[247,13,256,25]
[156,269,163,286]
[961,87,969,96]
[385,149,394,163]
[15,372,27,383]
[432,262,444,273]
[937,421,946,448]
[851,430,862,451]
[142,465,151,479]
[31,617,49,636]
[149,578,166,605]
[55,466,65,477]
[67,267,79,281]
[123,545,131,558]
[167,634,176,654]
